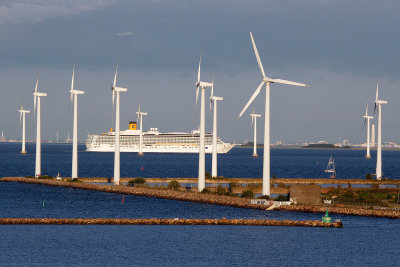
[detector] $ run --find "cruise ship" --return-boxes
[86,122,235,153]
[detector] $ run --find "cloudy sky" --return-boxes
[1,0,400,144]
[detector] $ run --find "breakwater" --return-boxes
[3,177,399,219]
[0,218,343,227]
[0,177,268,210]
[274,205,400,219]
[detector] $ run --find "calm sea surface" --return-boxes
[1,143,400,179]
[0,143,399,266]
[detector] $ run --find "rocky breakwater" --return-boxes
[274,205,400,219]
[0,177,268,210]
[0,218,343,227]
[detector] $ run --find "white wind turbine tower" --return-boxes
[69,65,85,179]
[195,56,213,191]
[238,32,309,196]
[371,124,375,147]
[250,108,261,157]
[136,104,147,156]
[111,63,128,185]
[374,82,387,180]
[362,104,373,159]
[210,80,223,178]
[33,78,47,177]
[18,104,30,154]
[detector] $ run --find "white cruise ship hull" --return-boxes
[85,128,235,154]
[86,143,235,153]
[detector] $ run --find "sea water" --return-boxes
[0,143,399,266]
[0,143,399,179]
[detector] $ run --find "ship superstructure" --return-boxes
[86,122,234,153]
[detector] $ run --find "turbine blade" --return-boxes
[70,65,75,103]
[270,78,309,87]
[363,118,366,129]
[250,32,266,79]
[373,103,377,116]
[197,55,201,84]
[112,90,115,109]
[113,62,119,88]
[238,81,264,118]
[196,86,199,107]
[19,111,22,125]
[34,77,38,113]
[375,81,379,101]
[34,77,38,93]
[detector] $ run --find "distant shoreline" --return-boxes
[237,146,400,151]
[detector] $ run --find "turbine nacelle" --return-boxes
[33,92,47,97]
[210,96,223,101]
[137,111,148,118]
[250,113,261,118]
[112,86,128,92]
[70,89,85,95]
[375,100,388,105]
[198,81,213,88]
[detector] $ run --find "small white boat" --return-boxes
[56,172,62,180]
[324,156,336,179]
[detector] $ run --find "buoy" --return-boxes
[322,209,332,223]
[122,195,125,203]
[42,200,45,208]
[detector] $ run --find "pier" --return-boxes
[0,218,343,227]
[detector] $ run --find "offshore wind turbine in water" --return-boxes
[33,78,47,177]
[374,82,387,180]
[238,32,309,196]
[195,56,213,191]
[250,108,261,158]
[111,63,127,185]
[362,103,373,159]
[136,104,147,156]
[18,104,30,154]
[210,79,223,178]
[69,64,85,179]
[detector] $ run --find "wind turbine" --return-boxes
[136,104,147,156]
[238,32,309,196]
[33,77,47,177]
[195,55,213,191]
[18,104,30,154]
[111,63,128,185]
[250,108,261,157]
[69,64,85,179]
[210,80,223,178]
[362,103,373,159]
[374,82,387,180]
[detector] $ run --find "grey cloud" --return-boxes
[117,32,134,36]
[0,0,119,25]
